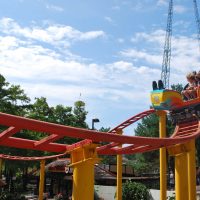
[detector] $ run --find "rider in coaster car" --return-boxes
[182,72,197,100]
[152,80,165,90]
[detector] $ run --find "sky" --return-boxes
[0,0,200,132]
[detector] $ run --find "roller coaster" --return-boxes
[0,0,200,199]
[151,80,200,124]
[0,105,199,157]
[0,84,200,200]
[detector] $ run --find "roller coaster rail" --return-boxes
[0,110,199,160]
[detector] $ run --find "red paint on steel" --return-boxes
[0,127,21,141]
[109,109,155,134]
[0,111,200,160]
[0,151,68,161]
[99,120,200,155]
[0,137,67,153]
[34,134,63,147]
[97,109,156,152]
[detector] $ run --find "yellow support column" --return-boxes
[187,140,196,200]
[39,160,45,200]
[175,152,189,200]
[116,130,123,200]
[157,111,167,200]
[70,143,99,200]
[168,142,191,200]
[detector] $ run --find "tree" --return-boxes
[131,86,180,174]
[0,74,91,192]
[171,84,184,93]
[0,74,33,192]
[0,74,31,115]
[73,100,88,128]
[132,114,159,174]
[122,181,152,200]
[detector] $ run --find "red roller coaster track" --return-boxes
[0,110,199,160]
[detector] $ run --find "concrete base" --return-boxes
[95,186,200,200]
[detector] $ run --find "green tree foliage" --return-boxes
[0,74,30,115]
[171,84,184,93]
[0,74,90,147]
[73,100,88,128]
[122,181,152,200]
[0,74,90,192]
[99,127,110,132]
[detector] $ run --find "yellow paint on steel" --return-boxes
[116,130,123,200]
[187,140,196,200]
[157,111,167,200]
[168,143,190,156]
[71,143,99,200]
[39,160,45,200]
[175,152,189,200]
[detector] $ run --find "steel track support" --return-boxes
[39,160,46,200]
[116,130,123,200]
[69,143,99,200]
[168,140,196,200]
[187,139,196,200]
[157,110,167,200]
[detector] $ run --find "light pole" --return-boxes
[92,118,100,130]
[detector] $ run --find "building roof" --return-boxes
[45,159,116,179]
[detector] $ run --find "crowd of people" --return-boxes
[182,71,200,100]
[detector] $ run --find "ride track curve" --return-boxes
[0,109,199,161]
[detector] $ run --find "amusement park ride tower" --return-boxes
[161,0,200,89]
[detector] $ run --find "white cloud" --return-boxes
[174,5,187,14]
[131,29,165,44]
[122,30,200,86]
[117,38,125,43]
[112,6,120,10]
[0,30,159,108]
[46,4,64,12]
[1,17,199,129]
[156,1,187,13]
[104,17,113,23]
[157,0,168,6]
[0,18,106,48]
[120,49,162,65]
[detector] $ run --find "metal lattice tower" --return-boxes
[193,0,200,51]
[161,0,173,89]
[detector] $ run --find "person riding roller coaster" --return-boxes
[182,72,197,100]
[151,74,200,124]
[152,80,165,90]
[153,71,200,101]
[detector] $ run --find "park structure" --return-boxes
[0,82,200,200]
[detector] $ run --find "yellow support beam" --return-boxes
[70,143,99,200]
[39,160,45,200]
[116,130,123,200]
[175,152,189,200]
[168,143,190,156]
[157,111,167,200]
[168,140,195,200]
[187,140,196,200]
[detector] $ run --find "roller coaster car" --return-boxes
[150,80,200,124]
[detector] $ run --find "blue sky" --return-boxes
[0,0,200,132]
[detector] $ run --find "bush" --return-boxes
[0,191,25,200]
[122,181,152,200]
